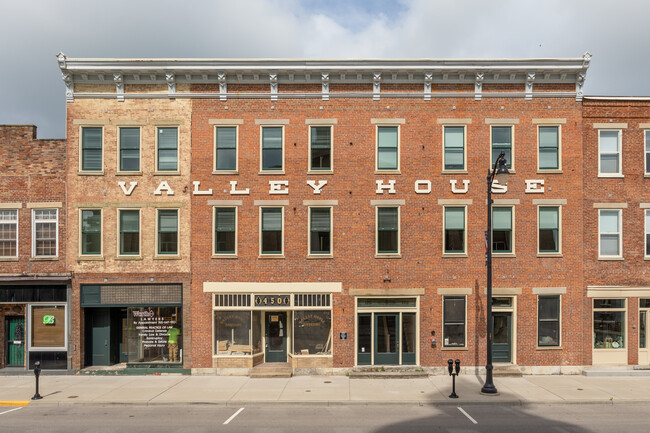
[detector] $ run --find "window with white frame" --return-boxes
[443,296,466,347]
[261,126,283,171]
[80,127,102,172]
[32,209,58,258]
[214,126,237,172]
[309,207,331,255]
[538,206,560,254]
[645,209,650,258]
[538,126,560,170]
[443,126,465,171]
[491,126,512,169]
[598,130,621,175]
[310,126,332,171]
[157,209,178,255]
[599,209,622,258]
[157,127,178,172]
[376,126,399,171]
[260,207,283,255]
[118,127,140,172]
[376,207,399,254]
[119,209,140,255]
[214,207,236,255]
[0,210,18,257]
[444,206,465,254]
[593,299,625,349]
[538,295,560,346]
[80,209,101,256]
[492,207,513,253]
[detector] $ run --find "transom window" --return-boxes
[443,126,465,171]
[598,130,621,175]
[119,127,140,172]
[538,126,559,170]
[310,126,332,171]
[215,126,237,171]
[376,126,399,171]
[0,210,18,257]
[157,127,178,171]
[491,126,512,169]
[32,209,58,258]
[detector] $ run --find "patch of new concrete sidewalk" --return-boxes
[2,374,650,407]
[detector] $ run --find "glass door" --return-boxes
[640,309,648,365]
[493,312,512,363]
[374,313,399,365]
[265,312,287,362]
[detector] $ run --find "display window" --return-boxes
[293,310,332,355]
[31,305,66,348]
[126,306,182,363]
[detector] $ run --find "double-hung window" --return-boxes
[538,295,560,347]
[119,209,140,256]
[538,126,560,170]
[309,207,332,255]
[599,209,622,258]
[32,209,58,258]
[214,207,236,255]
[157,127,178,172]
[492,207,513,253]
[157,209,178,255]
[491,126,512,169]
[646,210,650,258]
[0,210,18,258]
[80,127,103,172]
[598,130,621,176]
[538,206,560,254]
[215,126,237,172]
[261,207,283,255]
[118,127,140,172]
[310,126,332,171]
[443,296,466,347]
[261,127,283,171]
[645,130,650,176]
[443,126,465,171]
[376,126,399,171]
[444,207,465,254]
[80,209,101,256]
[376,207,399,255]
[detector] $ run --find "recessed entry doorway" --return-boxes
[265,312,288,362]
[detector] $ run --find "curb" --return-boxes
[0,401,29,407]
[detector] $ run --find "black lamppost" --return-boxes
[481,151,509,395]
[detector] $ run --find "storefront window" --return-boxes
[252,311,262,354]
[293,311,332,355]
[593,299,625,349]
[126,306,181,363]
[214,311,251,355]
[31,305,65,348]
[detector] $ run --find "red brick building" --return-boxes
[0,125,70,369]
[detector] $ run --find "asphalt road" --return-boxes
[0,403,647,432]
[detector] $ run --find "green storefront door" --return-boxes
[88,308,111,366]
[265,312,287,362]
[374,313,399,365]
[6,317,25,367]
[493,312,512,363]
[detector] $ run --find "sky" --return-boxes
[1,0,650,139]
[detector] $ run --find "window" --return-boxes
[31,305,66,348]
[492,207,513,253]
[261,207,283,255]
[376,207,399,254]
[376,126,399,171]
[538,295,560,346]
[646,210,650,258]
[32,209,58,258]
[310,126,332,171]
[119,127,140,172]
[444,207,465,254]
[538,126,559,170]
[538,206,560,253]
[80,209,101,255]
[261,126,283,171]
[443,126,465,171]
[491,126,512,169]
[294,310,332,355]
[645,130,650,175]
[119,209,140,255]
[599,209,621,258]
[443,296,466,347]
[0,210,18,258]
[157,209,178,255]
[593,299,625,349]
[214,207,236,255]
[214,126,237,172]
[309,207,331,255]
[81,127,102,172]
[598,130,621,175]
[157,127,178,171]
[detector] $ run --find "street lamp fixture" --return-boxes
[481,151,509,395]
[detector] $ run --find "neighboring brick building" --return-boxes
[582,98,650,367]
[0,125,70,369]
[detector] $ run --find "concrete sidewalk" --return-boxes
[2,374,650,407]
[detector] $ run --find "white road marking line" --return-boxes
[223,407,245,425]
[457,406,478,424]
[0,407,23,416]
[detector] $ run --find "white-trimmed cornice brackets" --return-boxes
[373,72,381,101]
[62,71,74,102]
[321,72,329,101]
[270,73,278,101]
[114,73,124,102]
[525,72,535,100]
[218,72,227,101]
[424,72,432,101]
[576,72,586,102]
[166,72,176,96]
[56,52,67,69]
[582,51,592,68]
[475,72,484,101]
